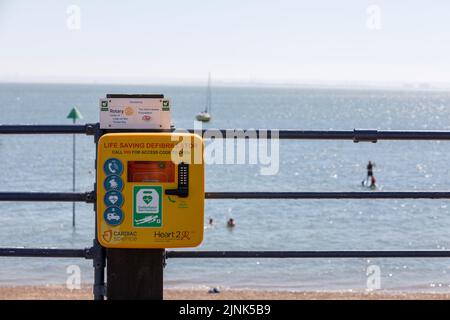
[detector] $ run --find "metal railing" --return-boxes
[1,123,450,299]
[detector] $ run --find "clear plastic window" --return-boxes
[127,161,175,183]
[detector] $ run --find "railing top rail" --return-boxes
[2,124,450,141]
[0,124,97,135]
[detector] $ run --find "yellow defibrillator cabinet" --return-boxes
[97,132,204,248]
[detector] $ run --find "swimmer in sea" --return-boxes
[227,218,235,228]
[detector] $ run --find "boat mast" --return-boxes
[205,72,211,113]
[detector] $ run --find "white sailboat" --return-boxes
[196,73,212,122]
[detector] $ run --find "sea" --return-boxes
[1,82,450,292]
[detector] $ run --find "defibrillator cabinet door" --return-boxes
[97,133,204,248]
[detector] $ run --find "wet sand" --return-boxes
[0,285,449,300]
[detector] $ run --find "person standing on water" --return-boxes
[365,161,376,188]
[367,161,375,180]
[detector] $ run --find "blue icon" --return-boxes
[104,206,124,226]
[104,158,123,176]
[104,175,123,191]
[104,190,123,207]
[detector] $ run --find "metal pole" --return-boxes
[66,107,83,227]
[72,118,76,228]
[93,239,106,300]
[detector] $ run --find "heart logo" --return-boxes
[143,195,153,205]
[109,195,118,204]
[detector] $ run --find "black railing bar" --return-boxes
[205,192,450,199]
[188,129,450,142]
[2,125,450,141]
[166,251,450,258]
[1,248,449,259]
[0,192,95,203]
[2,191,450,202]
[0,248,92,259]
[0,124,97,135]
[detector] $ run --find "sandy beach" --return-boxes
[0,285,449,300]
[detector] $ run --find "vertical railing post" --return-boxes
[92,239,106,300]
[93,124,106,300]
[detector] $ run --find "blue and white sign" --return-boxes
[104,206,124,226]
[104,190,124,207]
[104,175,123,192]
[104,158,123,176]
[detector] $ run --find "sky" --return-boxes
[0,0,450,86]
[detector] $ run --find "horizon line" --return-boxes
[1,79,450,92]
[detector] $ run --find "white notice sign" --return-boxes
[99,96,171,129]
